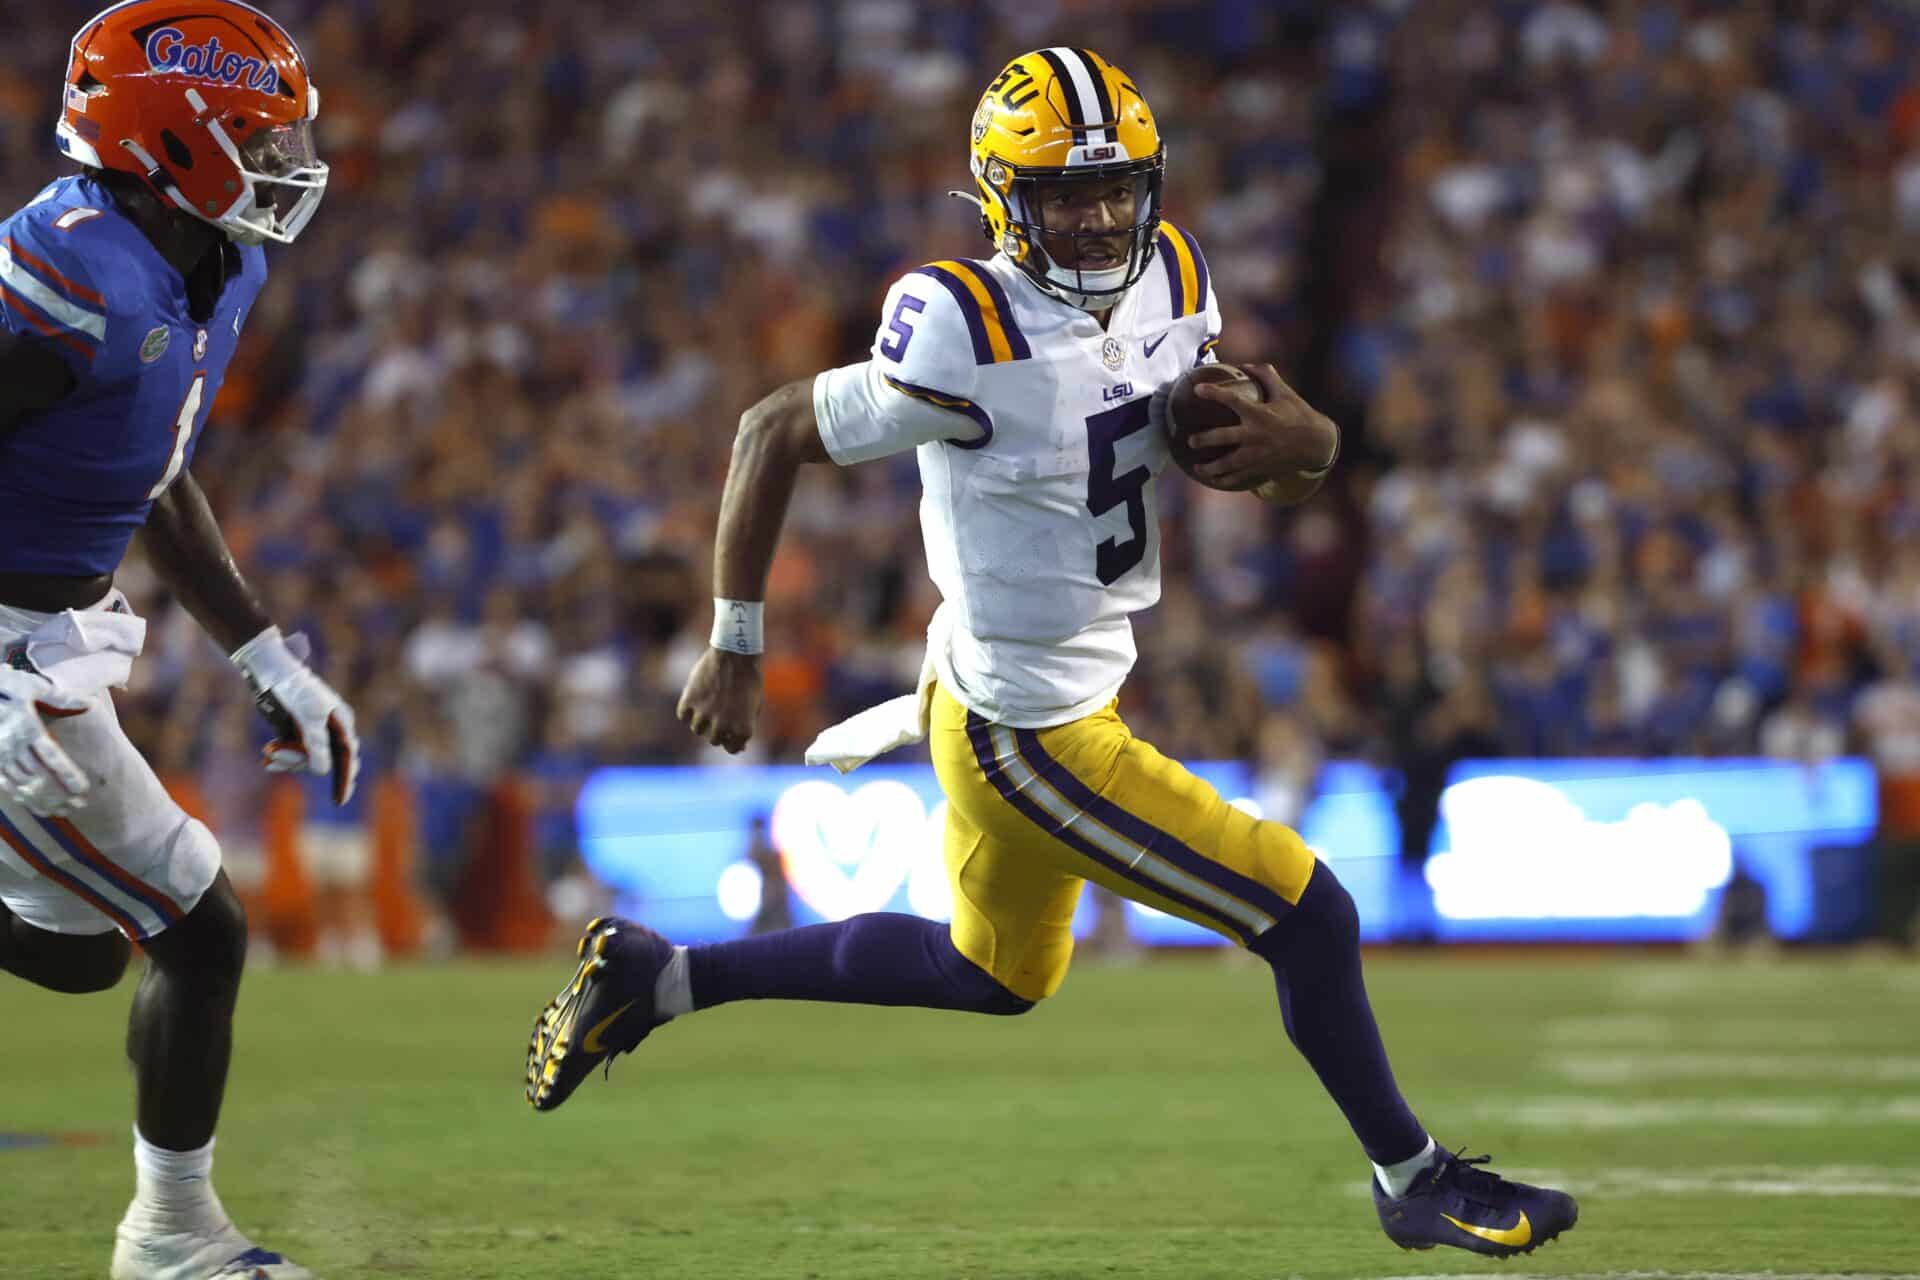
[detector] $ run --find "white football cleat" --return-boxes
[112,1210,314,1279]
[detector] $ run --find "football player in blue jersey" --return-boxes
[0,4,345,1278]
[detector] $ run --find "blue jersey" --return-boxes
[0,176,265,577]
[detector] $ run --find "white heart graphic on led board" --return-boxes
[772,780,940,921]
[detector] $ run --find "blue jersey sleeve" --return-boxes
[0,209,132,383]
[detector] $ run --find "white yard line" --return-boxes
[1615,966,1920,1004]
[1474,1097,1920,1128]
[1542,1014,1861,1046]
[1353,1165,1920,1200]
[1543,1014,1680,1043]
[1549,1052,1920,1084]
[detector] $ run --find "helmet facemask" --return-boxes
[985,152,1164,312]
[190,86,328,245]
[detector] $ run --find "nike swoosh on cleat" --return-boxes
[581,1000,636,1055]
[1143,332,1169,357]
[1441,1209,1531,1248]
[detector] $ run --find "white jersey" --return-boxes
[814,224,1221,727]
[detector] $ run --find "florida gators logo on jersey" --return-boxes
[144,28,280,92]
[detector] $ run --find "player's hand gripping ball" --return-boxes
[1149,363,1340,503]
[1151,365,1263,488]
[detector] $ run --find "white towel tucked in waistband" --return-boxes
[13,591,147,698]
[804,605,949,774]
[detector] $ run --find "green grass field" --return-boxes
[5,950,1918,1279]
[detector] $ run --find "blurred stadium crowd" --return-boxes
[4,0,1920,907]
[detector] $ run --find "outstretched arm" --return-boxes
[677,378,832,754]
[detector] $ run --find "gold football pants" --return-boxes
[930,684,1317,1003]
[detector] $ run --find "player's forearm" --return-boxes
[1255,399,1339,506]
[140,469,272,652]
[712,379,829,602]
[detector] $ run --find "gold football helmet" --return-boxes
[966,48,1164,311]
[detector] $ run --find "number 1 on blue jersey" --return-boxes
[146,372,204,500]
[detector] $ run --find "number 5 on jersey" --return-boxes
[879,294,924,362]
[1086,400,1152,585]
[146,372,204,500]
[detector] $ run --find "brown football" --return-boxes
[1154,363,1265,490]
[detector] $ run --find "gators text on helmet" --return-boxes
[968,48,1164,312]
[55,0,327,246]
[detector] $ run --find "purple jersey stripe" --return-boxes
[912,266,996,365]
[947,261,1032,361]
[1013,725,1297,924]
[881,374,995,449]
[1157,223,1209,319]
[1157,228,1186,319]
[966,712,1256,942]
[1178,224,1209,318]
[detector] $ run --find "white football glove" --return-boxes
[230,627,361,806]
[0,664,92,818]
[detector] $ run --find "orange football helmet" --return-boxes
[55,0,327,245]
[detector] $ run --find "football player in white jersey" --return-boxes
[528,48,1577,1259]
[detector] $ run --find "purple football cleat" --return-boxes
[525,916,674,1112]
[1374,1147,1578,1258]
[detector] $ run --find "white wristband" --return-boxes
[711,599,764,655]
